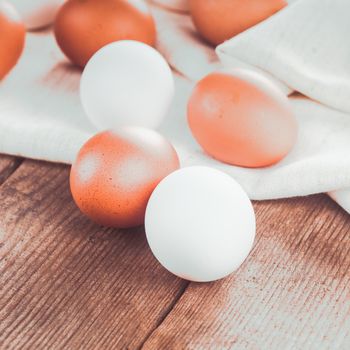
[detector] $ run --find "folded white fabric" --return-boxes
[216,0,350,210]
[153,0,350,212]
[0,33,93,164]
[0,0,349,212]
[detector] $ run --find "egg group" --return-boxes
[187,69,298,168]
[189,0,287,46]
[145,166,256,282]
[80,40,174,131]
[54,0,156,67]
[0,1,25,80]
[70,128,180,228]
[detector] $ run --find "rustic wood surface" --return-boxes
[0,155,349,350]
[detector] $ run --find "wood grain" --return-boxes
[1,156,350,349]
[142,196,350,350]
[0,156,22,186]
[0,159,188,350]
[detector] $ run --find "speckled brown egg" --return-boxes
[70,128,180,228]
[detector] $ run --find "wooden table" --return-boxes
[0,155,349,349]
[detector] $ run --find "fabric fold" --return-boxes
[153,1,350,211]
[217,0,350,113]
[0,1,349,213]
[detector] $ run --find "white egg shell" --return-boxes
[80,40,174,131]
[11,0,64,30]
[145,166,256,282]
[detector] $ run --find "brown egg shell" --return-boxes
[0,1,25,80]
[187,69,298,168]
[189,0,287,46]
[54,0,156,67]
[70,128,180,228]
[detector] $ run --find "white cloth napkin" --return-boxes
[0,1,349,212]
[153,0,350,212]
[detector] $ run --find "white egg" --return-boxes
[11,0,64,30]
[145,166,256,282]
[80,40,174,131]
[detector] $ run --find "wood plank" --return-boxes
[0,155,23,186]
[142,195,350,349]
[0,160,188,350]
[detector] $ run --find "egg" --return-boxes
[80,40,174,130]
[11,0,64,30]
[70,128,180,228]
[54,0,156,68]
[187,69,298,168]
[189,0,287,46]
[0,1,25,80]
[145,166,256,282]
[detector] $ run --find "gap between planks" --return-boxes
[140,195,350,349]
[0,155,24,187]
[1,156,349,349]
[138,281,190,350]
[0,159,188,349]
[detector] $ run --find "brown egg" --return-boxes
[54,0,156,68]
[70,128,180,228]
[187,70,298,168]
[189,0,287,46]
[0,1,25,80]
